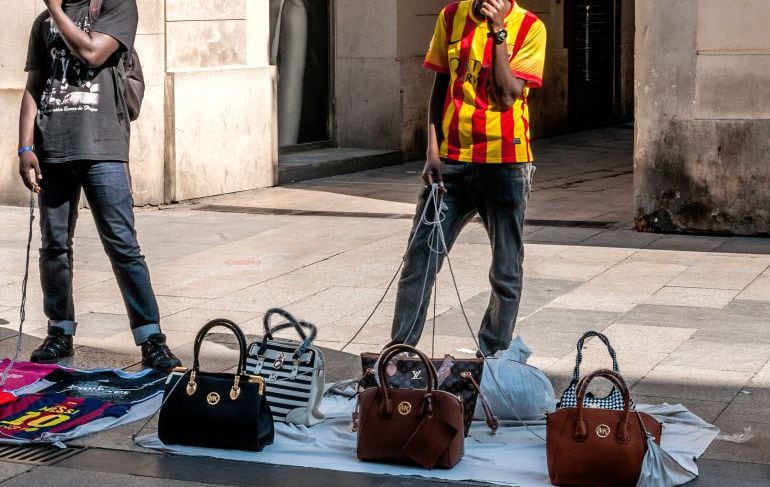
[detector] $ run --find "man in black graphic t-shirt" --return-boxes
[18,0,181,371]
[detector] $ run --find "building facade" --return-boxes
[1,1,768,236]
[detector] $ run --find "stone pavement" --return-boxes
[0,125,768,485]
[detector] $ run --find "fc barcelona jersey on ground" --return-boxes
[0,394,129,441]
[424,1,547,163]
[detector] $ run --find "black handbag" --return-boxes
[158,319,274,451]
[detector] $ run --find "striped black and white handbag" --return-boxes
[246,308,325,426]
[557,331,630,410]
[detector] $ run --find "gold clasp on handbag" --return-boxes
[245,374,266,395]
[230,375,241,400]
[186,370,198,396]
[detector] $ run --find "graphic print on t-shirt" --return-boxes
[39,14,101,115]
[0,394,128,441]
[40,369,167,405]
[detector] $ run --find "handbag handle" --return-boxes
[263,308,310,341]
[193,318,249,375]
[572,331,620,381]
[261,308,317,359]
[574,369,632,443]
[376,344,438,418]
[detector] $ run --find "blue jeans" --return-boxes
[38,161,161,345]
[390,163,534,356]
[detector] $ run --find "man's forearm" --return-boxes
[491,41,524,109]
[427,74,449,158]
[47,6,116,68]
[18,79,41,148]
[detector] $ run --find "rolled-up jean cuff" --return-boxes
[132,324,162,345]
[49,320,77,335]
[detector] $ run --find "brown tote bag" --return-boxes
[546,369,663,487]
[356,344,465,469]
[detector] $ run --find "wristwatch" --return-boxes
[489,28,508,45]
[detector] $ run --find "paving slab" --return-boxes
[662,341,770,373]
[632,365,753,402]
[685,459,770,486]
[705,420,770,465]
[647,286,740,309]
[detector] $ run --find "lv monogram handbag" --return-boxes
[356,344,465,469]
[359,352,497,436]
[546,369,662,487]
[558,331,631,410]
[246,308,325,426]
[158,319,274,451]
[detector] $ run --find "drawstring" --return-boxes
[0,192,35,389]
[342,185,446,352]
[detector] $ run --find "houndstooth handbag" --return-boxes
[558,331,632,410]
[246,308,325,426]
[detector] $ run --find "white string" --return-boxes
[0,192,35,389]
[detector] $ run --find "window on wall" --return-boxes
[270,0,331,147]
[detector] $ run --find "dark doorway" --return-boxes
[271,0,332,148]
[298,0,331,144]
[566,0,621,128]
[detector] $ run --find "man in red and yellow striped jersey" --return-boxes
[390,0,546,356]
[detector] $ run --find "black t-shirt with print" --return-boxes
[25,0,138,164]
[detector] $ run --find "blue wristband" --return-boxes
[18,146,34,156]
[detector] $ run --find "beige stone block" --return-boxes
[166,20,247,70]
[134,34,164,86]
[137,0,164,34]
[246,0,270,67]
[166,0,246,21]
[646,286,739,309]
[0,0,38,90]
[695,54,770,119]
[129,84,165,206]
[165,66,277,202]
[335,0,397,59]
[697,0,770,52]
[0,89,30,206]
[335,57,401,149]
[396,4,438,59]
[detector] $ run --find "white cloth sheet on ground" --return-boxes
[136,396,719,487]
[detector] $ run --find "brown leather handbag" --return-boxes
[355,344,465,469]
[546,369,663,487]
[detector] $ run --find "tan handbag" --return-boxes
[355,344,465,469]
[546,369,662,487]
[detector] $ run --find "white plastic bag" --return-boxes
[473,337,557,421]
[636,435,679,487]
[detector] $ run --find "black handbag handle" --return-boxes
[263,308,309,341]
[258,320,317,360]
[193,318,249,375]
[572,331,620,381]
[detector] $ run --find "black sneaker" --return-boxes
[141,333,182,371]
[30,327,74,364]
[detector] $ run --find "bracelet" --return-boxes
[17,146,34,156]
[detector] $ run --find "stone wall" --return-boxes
[0,0,276,206]
[634,0,770,235]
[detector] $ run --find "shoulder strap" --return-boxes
[90,0,103,22]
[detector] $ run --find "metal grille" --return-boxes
[0,444,84,466]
